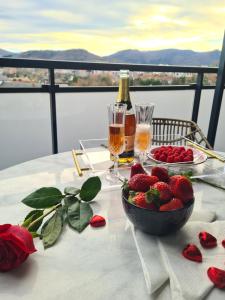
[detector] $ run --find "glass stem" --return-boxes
[139,151,146,165]
[113,155,119,177]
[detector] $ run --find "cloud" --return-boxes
[0,0,224,54]
[40,10,88,25]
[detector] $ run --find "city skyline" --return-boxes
[0,0,225,55]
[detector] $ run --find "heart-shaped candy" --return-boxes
[90,215,106,228]
[222,239,225,248]
[182,244,202,262]
[199,231,217,249]
[207,267,225,289]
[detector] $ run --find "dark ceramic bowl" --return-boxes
[122,190,194,235]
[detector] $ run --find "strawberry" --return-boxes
[151,181,172,203]
[169,175,182,186]
[133,192,148,208]
[160,198,184,211]
[130,163,146,178]
[128,174,153,192]
[169,175,194,203]
[151,166,169,183]
[133,192,157,210]
[148,175,159,186]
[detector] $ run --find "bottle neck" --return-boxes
[117,77,132,110]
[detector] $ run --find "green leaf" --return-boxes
[79,176,101,202]
[127,191,136,204]
[22,209,44,232]
[67,202,93,233]
[168,170,176,177]
[64,187,80,196]
[22,187,63,209]
[64,195,79,207]
[128,195,135,204]
[146,189,160,208]
[41,208,64,249]
[121,179,129,192]
[182,171,194,181]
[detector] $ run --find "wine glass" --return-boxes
[107,103,127,181]
[135,103,155,164]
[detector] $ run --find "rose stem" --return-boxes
[27,203,62,230]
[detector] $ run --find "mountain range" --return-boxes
[0,48,220,66]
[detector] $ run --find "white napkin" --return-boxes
[132,210,216,295]
[159,221,225,300]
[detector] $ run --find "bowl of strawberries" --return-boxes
[122,164,194,235]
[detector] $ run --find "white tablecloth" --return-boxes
[0,151,225,300]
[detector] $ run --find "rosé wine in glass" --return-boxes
[135,103,154,164]
[135,123,152,152]
[108,124,125,156]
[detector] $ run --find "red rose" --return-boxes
[0,224,37,272]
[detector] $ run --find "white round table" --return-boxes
[0,152,225,300]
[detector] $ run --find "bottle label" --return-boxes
[125,135,135,152]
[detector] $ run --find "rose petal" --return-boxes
[9,240,28,269]
[7,226,36,254]
[222,240,225,248]
[207,267,225,289]
[0,241,10,271]
[182,244,202,263]
[199,231,217,249]
[0,224,11,233]
[90,215,106,228]
[0,225,36,272]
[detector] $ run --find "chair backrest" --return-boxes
[152,117,212,149]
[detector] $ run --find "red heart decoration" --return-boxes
[199,231,217,249]
[90,215,106,228]
[222,239,225,248]
[182,244,202,262]
[207,267,225,289]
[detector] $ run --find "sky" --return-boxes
[0,0,225,55]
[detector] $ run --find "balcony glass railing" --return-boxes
[0,57,224,170]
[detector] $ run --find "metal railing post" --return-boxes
[192,73,203,123]
[48,68,58,154]
[207,32,225,147]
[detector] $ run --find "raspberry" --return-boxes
[174,155,180,162]
[187,149,193,155]
[167,155,174,163]
[184,156,192,162]
[179,154,185,162]
[159,154,167,162]
[154,154,160,160]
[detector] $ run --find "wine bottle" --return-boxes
[116,70,136,164]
